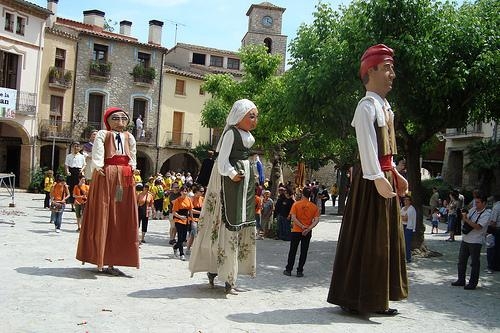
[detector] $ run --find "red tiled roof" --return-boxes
[55,17,167,51]
[5,0,52,18]
[164,63,243,79]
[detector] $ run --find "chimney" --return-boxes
[119,20,132,36]
[148,20,163,45]
[83,9,105,28]
[46,0,58,28]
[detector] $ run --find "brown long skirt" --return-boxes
[327,165,408,312]
[76,165,139,268]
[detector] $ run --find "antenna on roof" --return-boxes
[164,19,186,45]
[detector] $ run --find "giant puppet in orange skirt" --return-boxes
[76,107,139,274]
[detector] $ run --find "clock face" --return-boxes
[262,15,273,27]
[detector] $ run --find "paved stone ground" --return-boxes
[0,190,499,333]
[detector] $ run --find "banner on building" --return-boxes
[0,87,17,119]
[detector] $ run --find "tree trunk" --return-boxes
[406,141,428,253]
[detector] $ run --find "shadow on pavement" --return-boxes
[15,266,98,280]
[227,306,379,325]
[128,283,227,299]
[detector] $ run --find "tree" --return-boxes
[285,0,499,250]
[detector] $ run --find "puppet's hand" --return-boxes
[374,177,396,199]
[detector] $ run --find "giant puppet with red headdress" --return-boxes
[327,44,409,315]
[76,107,139,275]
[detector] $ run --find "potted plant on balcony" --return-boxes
[132,64,145,78]
[63,70,72,85]
[49,67,61,82]
[90,60,112,77]
[144,67,156,82]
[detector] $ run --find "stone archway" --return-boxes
[0,120,31,187]
[136,150,154,181]
[160,152,200,176]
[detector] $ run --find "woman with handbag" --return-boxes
[50,174,70,233]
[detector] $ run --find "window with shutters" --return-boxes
[175,79,185,96]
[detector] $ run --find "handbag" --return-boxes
[462,210,484,235]
[50,201,63,212]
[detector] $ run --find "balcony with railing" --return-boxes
[136,127,156,145]
[165,131,193,149]
[131,65,156,86]
[39,119,74,141]
[445,123,484,139]
[89,60,112,80]
[16,91,37,115]
[48,67,73,89]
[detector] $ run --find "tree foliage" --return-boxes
[285,0,498,245]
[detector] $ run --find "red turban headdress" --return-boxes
[103,106,129,130]
[359,44,394,78]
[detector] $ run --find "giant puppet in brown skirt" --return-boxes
[327,44,409,315]
[76,107,139,274]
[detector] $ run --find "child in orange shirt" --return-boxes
[172,186,193,261]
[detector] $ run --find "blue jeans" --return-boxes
[50,204,65,230]
[403,225,414,262]
[277,215,291,241]
[255,214,261,231]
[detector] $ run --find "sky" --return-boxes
[31,0,350,63]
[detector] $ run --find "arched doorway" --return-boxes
[160,152,199,176]
[136,150,154,181]
[0,120,30,187]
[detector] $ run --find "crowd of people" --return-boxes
[36,44,500,316]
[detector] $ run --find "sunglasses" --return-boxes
[110,116,129,121]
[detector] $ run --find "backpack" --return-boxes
[157,186,164,199]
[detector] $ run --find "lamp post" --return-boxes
[51,114,58,171]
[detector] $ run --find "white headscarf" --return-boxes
[216,99,256,152]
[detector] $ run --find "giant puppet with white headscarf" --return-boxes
[189,99,258,294]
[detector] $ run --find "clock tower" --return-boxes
[242,2,287,73]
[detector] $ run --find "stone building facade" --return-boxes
[54,11,167,179]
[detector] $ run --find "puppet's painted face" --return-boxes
[108,111,129,132]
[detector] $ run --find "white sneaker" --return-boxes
[180,255,186,261]
[173,248,178,257]
[55,229,60,233]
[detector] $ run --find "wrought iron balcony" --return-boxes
[165,131,193,149]
[135,127,155,145]
[16,91,37,115]
[48,67,73,89]
[39,119,74,141]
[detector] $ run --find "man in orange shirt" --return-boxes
[283,187,320,277]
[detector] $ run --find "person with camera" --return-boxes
[451,193,491,290]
